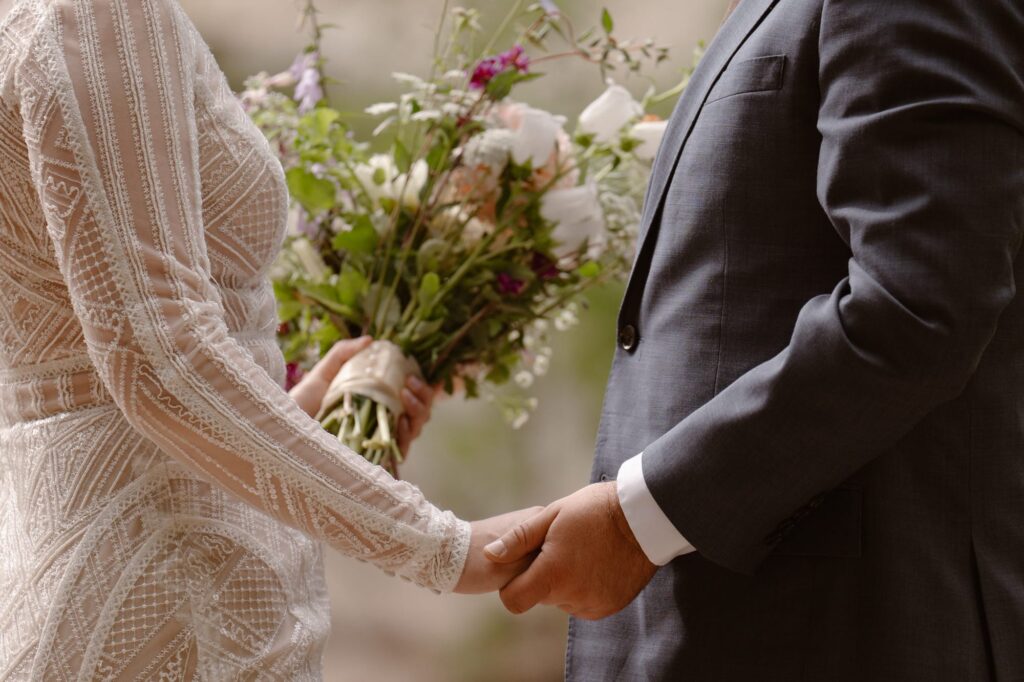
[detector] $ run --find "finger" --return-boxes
[312,336,372,377]
[406,375,435,408]
[498,556,556,615]
[397,416,411,455]
[401,388,428,422]
[484,505,559,564]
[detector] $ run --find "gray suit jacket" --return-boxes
[568,0,1024,680]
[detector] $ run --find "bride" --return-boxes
[0,0,536,677]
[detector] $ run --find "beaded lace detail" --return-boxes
[0,0,470,678]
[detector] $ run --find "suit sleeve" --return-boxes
[640,0,1024,574]
[20,0,469,591]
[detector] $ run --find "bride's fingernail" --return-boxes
[485,539,507,558]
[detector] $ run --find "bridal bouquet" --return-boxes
[243,2,694,475]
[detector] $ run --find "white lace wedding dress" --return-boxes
[0,0,470,678]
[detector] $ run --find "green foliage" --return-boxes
[245,0,691,452]
[286,167,335,213]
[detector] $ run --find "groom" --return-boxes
[485,0,1024,679]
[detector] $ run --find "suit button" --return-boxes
[599,473,610,482]
[618,324,638,352]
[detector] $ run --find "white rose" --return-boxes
[510,106,568,168]
[541,182,605,252]
[630,119,669,161]
[578,84,643,143]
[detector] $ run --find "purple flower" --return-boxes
[469,44,531,90]
[285,362,305,391]
[496,272,526,296]
[501,44,530,73]
[531,252,560,280]
[539,0,561,16]
[295,211,319,237]
[290,52,323,112]
[470,56,504,90]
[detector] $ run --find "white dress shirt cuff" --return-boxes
[616,453,696,566]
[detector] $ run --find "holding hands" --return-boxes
[293,339,654,613]
[482,483,657,620]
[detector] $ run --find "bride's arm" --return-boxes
[20,0,472,592]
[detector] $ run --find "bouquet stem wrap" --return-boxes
[316,340,422,476]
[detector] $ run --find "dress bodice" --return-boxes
[0,1,469,677]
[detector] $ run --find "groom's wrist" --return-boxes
[616,453,696,565]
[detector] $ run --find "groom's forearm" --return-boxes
[637,0,1024,576]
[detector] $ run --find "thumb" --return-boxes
[484,505,559,564]
[312,336,372,378]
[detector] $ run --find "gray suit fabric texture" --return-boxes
[567,0,1024,680]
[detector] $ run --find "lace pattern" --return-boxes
[0,0,470,677]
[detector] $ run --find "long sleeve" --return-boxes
[18,0,468,592]
[639,0,1024,574]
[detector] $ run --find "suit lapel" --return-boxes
[632,0,781,263]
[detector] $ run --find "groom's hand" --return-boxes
[484,482,657,620]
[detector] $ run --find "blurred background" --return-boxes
[179,0,728,679]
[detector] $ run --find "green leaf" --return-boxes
[331,216,378,255]
[417,238,447,273]
[485,69,544,101]
[312,318,343,349]
[486,362,511,385]
[426,134,451,172]
[277,300,304,323]
[296,282,361,320]
[409,317,444,342]
[601,8,614,34]
[393,139,412,173]
[578,261,602,278]
[310,108,340,137]
[336,268,368,307]
[273,279,296,303]
[286,167,335,214]
[418,272,441,310]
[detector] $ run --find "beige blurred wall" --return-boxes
[178,1,728,680]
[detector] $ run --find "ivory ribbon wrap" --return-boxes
[317,340,423,419]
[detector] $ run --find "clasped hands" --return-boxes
[456,482,658,621]
[291,338,656,618]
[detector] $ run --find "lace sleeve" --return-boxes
[18,0,469,592]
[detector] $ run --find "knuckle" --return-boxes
[511,523,530,547]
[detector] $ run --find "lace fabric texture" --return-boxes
[0,0,470,678]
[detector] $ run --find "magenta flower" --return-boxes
[531,253,560,280]
[469,44,531,90]
[285,362,305,391]
[501,44,530,73]
[496,272,526,296]
[470,56,503,89]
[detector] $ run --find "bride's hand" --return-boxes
[289,336,436,456]
[455,507,545,594]
[288,336,373,419]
